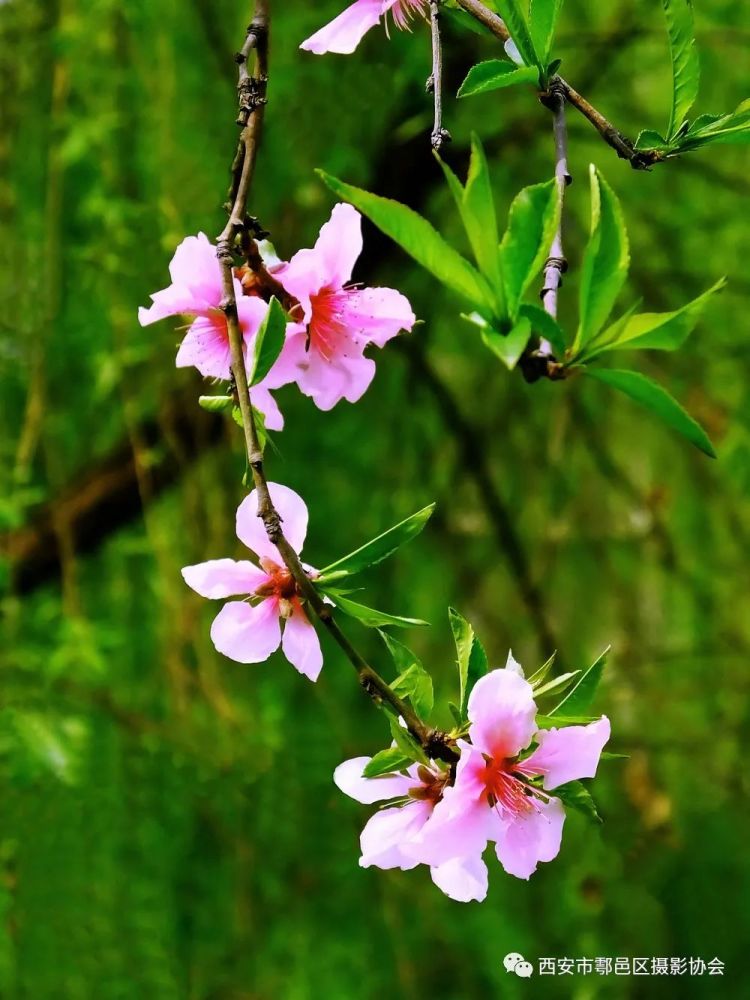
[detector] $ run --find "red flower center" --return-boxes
[255,560,299,600]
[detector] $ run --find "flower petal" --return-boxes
[249,385,285,432]
[300,0,390,56]
[359,800,432,870]
[138,284,205,326]
[175,314,232,378]
[281,602,323,681]
[294,344,377,411]
[336,287,415,348]
[467,668,538,759]
[168,232,223,304]
[182,559,268,599]
[430,855,489,903]
[524,717,611,790]
[313,203,363,289]
[494,796,565,880]
[209,598,281,664]
[334,756,418,804]
[235,483,309,561]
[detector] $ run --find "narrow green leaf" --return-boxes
[586,368,716,457]
[198,394,233,413]
[481,317,532,370]
[247,296,287,387]
[533,670,581,699]
[528,651,557,687]
[381,632,434,718]
[662,0,700,139]
[458,60,538,97]
[551,647,609,716]
[495,0,540,68]
[327,593,429,629]
[499,179,559,320]
[317,171,492,307]
[600,751,629,761]
[448,608,488,717]
[554,780,602,823]
[388,717,429,765]
[634,128,669,151]
[575,166,630,352]
[535,713,597,729]
[317,504,435,582]
[463,135,501,286]
[518,303,567,356]
[591,278,725,355]
[362,748,414,778]
[529,0,564,64]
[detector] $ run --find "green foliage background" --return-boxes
[2,0,749,996]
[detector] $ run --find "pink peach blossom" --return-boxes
[334,756,488,902]
[138,233,289,430]
[407,668,610,881]
[272,203,415,410]
[182,483,322,680]
[301,0,428,56]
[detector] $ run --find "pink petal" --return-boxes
[494,796,565,880]
[467,668,538,760]
[404,746,490,867]
[337,287,416,347]
[249,385,285,432]
[260,323,307,390]
[295,344,377,411]
[209,598,281,664]
[430,855,488,903]
[168,232,224,305]
[312,203,363,289]
[334,756,418,804]
[175,314,232,378]
[359,800,432,870]
[273,252,321,323]
[181,559,268,599]
[138,284,206,326]
[524,717,611,790]
[300,0,391,55]
[235,483,309,561]
[281,602,323,681]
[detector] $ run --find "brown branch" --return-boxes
[455,0,661,169]
[427,0,450,151]
[216,1,457,764]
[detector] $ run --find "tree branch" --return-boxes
[454,0,660,169]
[427,0,450,151]
[216,1,457,764]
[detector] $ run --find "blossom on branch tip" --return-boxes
[272,203,415,410]
[138,233,291,430]
[182,484,323,680]
[301,0,429,55]
[406,668,610,882]
[334,756,488,902]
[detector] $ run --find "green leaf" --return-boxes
[533,670,581,699]
[585,368,716,458]
[247,296,287,387]
[518,303,567,356]
[198,394,233,413]
[634,128,669,151]
[500,179,559,320]
[528,651,557,687]
[529,0,564,64]
[590,278,725,356]
[233,406,268,457]
[318,171,492,307]
[574,166,629,353]
[448,608,488,718]
[535,713,597,729]
[554,780,602,823]
[481,316,532,370]
[662,0,700,140]
[458,60,539,97]
[551,647,609,716]
[495,0,540,68]
[388,717,429,765]
[317,503,435,582]
[600,751,629,761]
[381,632,434,718]
[463,135,501,286]
[326,592,429,629]
[362,748,414,778]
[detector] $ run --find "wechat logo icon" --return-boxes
[504,953,534,978]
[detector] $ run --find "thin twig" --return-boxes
[540,80,571,321]
[427,0,450,151]
[454,0,660,169]
[215,1,457,764]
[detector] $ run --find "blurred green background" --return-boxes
[2,0,749,996]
